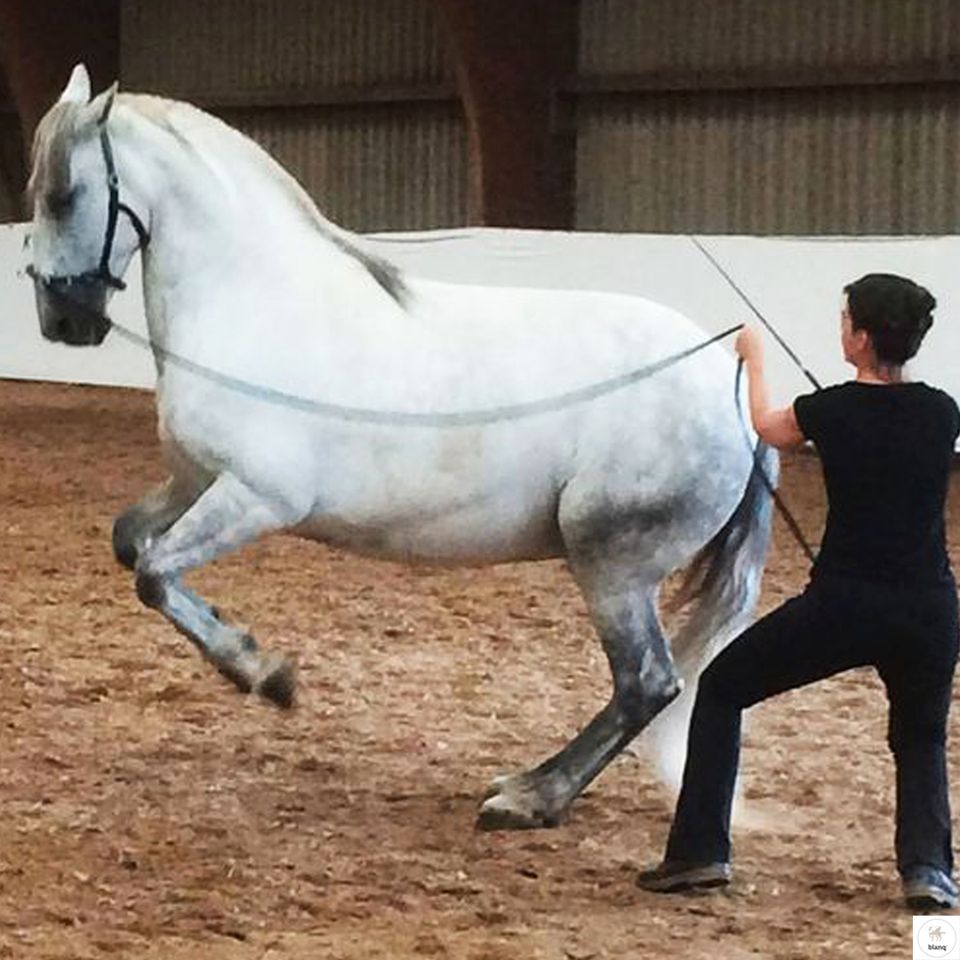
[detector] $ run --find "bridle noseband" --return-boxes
[27,96,151,294]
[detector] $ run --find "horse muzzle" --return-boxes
[32,274,112,346]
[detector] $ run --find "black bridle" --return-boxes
[27,97,150,294]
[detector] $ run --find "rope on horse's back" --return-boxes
[109,319,743,427]
[116,308,817,561]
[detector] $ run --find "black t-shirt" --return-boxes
[793,382,959,585]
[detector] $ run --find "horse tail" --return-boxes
[645,441,779,792]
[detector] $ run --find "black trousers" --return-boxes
[665,574,960,876]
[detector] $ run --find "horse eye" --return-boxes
[46,188,76,218]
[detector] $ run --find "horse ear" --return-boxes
[89,81,120,125]
[59,63,91,104]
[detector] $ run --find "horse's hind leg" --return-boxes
[134,472,304,707]
[478,546,681,830]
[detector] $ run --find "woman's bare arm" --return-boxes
[735,326,806,450]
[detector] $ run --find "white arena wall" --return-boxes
[2,223,958,426]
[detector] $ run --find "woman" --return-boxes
[637,273,960,910]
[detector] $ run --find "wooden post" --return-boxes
[437,0,578,229]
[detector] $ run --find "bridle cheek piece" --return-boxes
[27,109,150,295]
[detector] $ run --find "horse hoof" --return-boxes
[476,778,565,831]
[256,655,296,709]
[481,772,517,801]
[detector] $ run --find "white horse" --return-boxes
[27,65,777,830]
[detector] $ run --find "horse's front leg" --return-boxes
[134,472,304,707]
[112,476,205,570]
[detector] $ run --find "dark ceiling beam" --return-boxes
[436,0,578,229]
[0,0,119,211]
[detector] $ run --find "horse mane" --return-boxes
[126,94,410,307]
[27,103,79,208]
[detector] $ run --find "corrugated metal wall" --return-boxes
[576,0,960,234]
[11,2,959,234]
[122,0,450,96]
[577,86,960,234]
[120,0,466,230]
[579,0,960,79]
[223,103,465,231]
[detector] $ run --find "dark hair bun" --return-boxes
[843,273,936,365]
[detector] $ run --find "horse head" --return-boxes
[26,64,149,346]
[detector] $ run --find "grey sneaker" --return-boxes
[636,859,732,893]
[903,866,959,911]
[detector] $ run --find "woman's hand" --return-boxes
[735,325,764,364]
